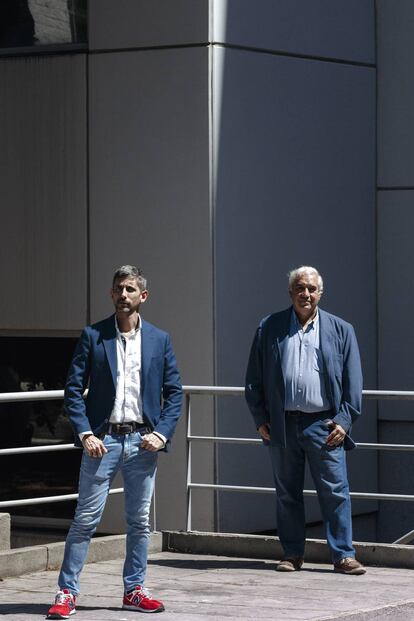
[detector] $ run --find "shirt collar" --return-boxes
[114,314,141,338]
[291,308,319,332]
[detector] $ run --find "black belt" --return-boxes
[108,422,152,435]
[285,410,333,416]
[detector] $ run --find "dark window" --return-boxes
[0,336,81,520]
[0,0,87,49]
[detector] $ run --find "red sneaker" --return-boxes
[47,589,76,619]
[123,585,165,613]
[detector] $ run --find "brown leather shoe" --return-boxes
[276,558,304,572]
[334,557,366,575]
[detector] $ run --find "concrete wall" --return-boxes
[0,54,87,333]
[376,0,414,542]
[211,1,377,533]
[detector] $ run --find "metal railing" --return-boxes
[1,387,414,544]
[0,388,125,510]
[184,387,414,545]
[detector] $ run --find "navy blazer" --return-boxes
[64,314,183,450]
[245,307,362,450]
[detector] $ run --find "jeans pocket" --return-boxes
[94,454,111,481]
[82,435,114,482]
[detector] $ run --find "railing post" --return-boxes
[185,392,192,531]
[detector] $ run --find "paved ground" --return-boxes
[0,551,414,620]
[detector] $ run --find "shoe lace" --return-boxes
[131,586,152,600]
[337,557,354,568]
[55,590,73,605]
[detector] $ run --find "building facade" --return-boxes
[0,0,412,543]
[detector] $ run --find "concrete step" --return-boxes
[0,531,162,580]
[1,527,413,582]
[163,530,414,569]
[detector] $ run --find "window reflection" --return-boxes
[0,0,87,49]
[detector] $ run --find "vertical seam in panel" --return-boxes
[374,0,380,542]
[209,40,219,533]
[209,0,216,385]
[86,50,91,325]
[374,0,379,394]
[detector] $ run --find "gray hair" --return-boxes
[112,265,147,291]
[288,266,323,292]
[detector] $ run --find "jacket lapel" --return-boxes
[319,309,335,404]
[273,307,292,390]
[141,320,155,393]
[319,309,332,366]
[102,315,117,388]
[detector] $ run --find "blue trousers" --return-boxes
[269,413,355,563]
[58,431,158,595]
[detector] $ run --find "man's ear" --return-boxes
[140,290,149,303]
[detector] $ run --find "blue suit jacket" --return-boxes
[245,307,362,450]
[64,314,183,450]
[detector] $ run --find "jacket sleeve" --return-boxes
[153,334,183,441]
[332,324,363,432]
[64,327,92,436]
[245,324,269,429]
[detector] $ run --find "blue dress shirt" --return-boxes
[283,310,332,412]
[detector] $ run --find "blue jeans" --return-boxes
[58,432,158,595]
[269,413,355,563]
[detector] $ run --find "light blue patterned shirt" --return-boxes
[282,309,332,412]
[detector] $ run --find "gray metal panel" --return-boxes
[0,55,87,331]
[212,0,375,63]
[88,47,213,530]
[212,47,377,532]
[88,0,209,50]
[378,190,414,421]
[377,0,414,187]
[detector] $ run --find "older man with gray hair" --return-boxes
[245,266,365,574]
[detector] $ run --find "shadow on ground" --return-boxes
[148,557,332,573]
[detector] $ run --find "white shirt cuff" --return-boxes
[152,431,167,447]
